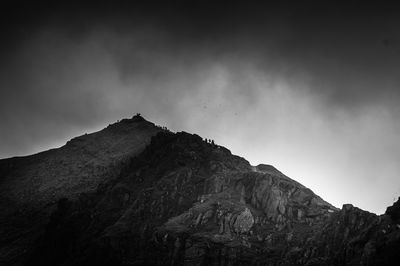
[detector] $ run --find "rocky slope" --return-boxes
[25,129,400,265]
[0,115,162,265]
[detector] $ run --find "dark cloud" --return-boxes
[1,2,400,213]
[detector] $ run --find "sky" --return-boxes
[1,2,400,214]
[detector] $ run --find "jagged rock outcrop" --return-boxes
[287,201,400,266]
[386,197,400,222]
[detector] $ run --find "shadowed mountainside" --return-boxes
[0,115,163,265]
[24,129,400,265]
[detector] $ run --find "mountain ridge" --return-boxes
[1,115,399,265]
[27,129,400,265]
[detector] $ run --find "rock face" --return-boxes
[24,129,400,266]
[0,115,162,265]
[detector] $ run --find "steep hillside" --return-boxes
[3,118,400,265]
[31,130,395,266]
[0,114,162,265]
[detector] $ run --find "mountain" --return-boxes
[0,115,163,265]
[1,115,400,265]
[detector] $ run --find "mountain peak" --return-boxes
[1,116,400,265]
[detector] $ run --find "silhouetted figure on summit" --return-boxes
[131,113,145,122]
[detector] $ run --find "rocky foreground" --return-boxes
[23,124,400,265]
